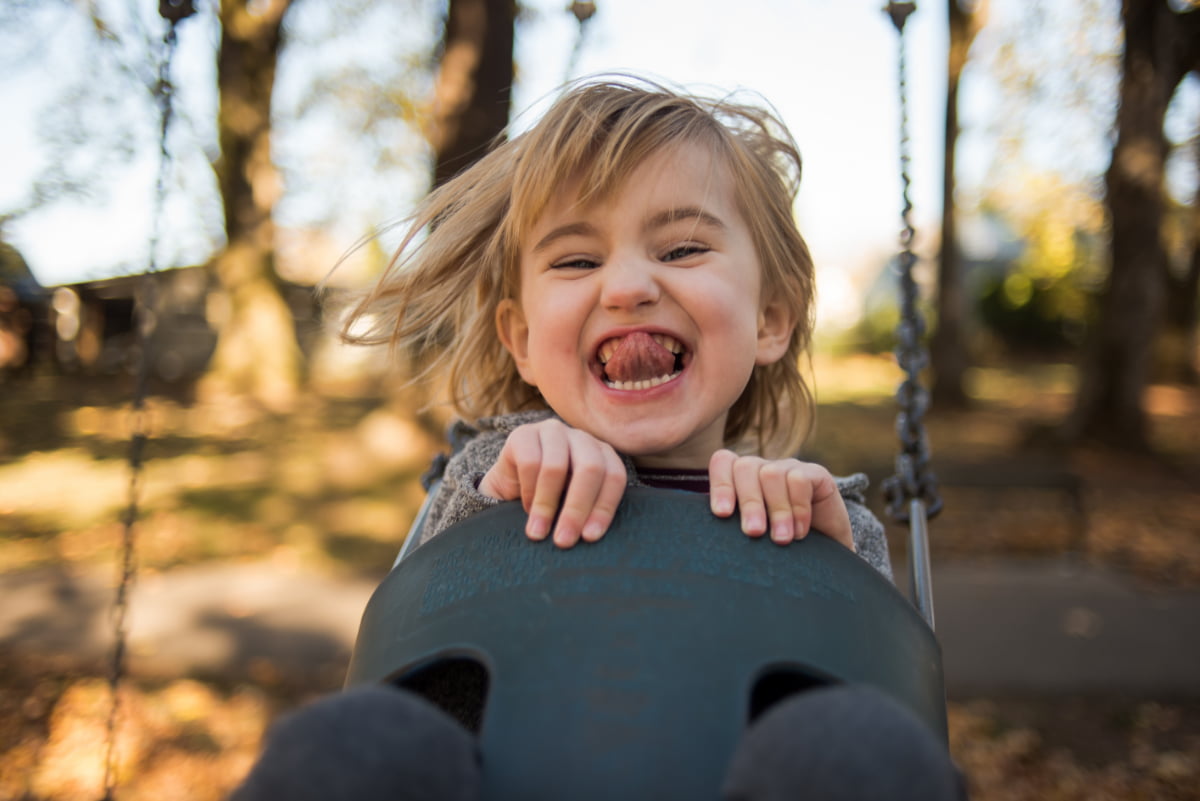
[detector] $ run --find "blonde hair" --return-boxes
[342,76,816,458]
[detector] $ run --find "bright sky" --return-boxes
[2,0,947,331]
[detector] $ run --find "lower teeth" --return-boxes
[604,370,682,391]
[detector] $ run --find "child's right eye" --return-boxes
[551,258,600,270]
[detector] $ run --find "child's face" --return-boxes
[497,142,795,468]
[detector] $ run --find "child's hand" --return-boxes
[478,419,628,549]
[708,450,855,551]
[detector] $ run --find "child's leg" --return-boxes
[229,685,482,801]
[721,684,968,801]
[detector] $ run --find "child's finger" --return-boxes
[524,424,571,541]
[708,449,738,517]
[580,445,628,543]
[731,456,769,537]
[506,428,545,514]
[796,467,855,551]
[782,466,815,541]
[551,430,611,548]
[479,432,534,504]
[759,460,797,544]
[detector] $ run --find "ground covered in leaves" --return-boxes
[1,357,1197,800]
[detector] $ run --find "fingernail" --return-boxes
[527,516,548,540]
[713,496,734,516]
[742,513,765,536]
[771,523,792,544]
[582,521,604,541]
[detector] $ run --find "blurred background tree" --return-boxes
[0,0,518,410]
[1162,127,1200,384]
[932,0,988,409]
[203,0,304,411]
[428,0,516,187]
[1069,0,1200,448]
[957,0,1119,358]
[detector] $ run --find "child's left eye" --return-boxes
[662,244,709,262]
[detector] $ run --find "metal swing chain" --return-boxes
[880,2,941,629]
[101,3,195,799]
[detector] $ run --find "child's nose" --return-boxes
[600,254,660,311]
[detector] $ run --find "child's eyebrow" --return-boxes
[530,222,598,254]
[645,206,727,234]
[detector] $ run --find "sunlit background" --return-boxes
[1,1,1199,800]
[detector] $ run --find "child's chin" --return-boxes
[604,430,692,462]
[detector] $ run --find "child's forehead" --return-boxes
[517,140,738,233]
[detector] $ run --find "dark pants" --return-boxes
[228,685,481,801]
[230,684,967,800]
[721,685,968,801]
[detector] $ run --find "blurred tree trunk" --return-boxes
[428,0,515,187]
[1161,121,1200,384]
[1068,0,1200,448]
[201,0,303,411]
[932,0,988,409]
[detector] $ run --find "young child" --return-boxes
[343,76,891,576]
[231,77,965,801]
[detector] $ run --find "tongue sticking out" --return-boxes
[603,332,678,383]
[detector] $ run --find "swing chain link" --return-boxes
[881,2,942,524]
[101,8,187,799]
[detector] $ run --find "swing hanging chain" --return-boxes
[881,2,942,524]
[102,8,188,799]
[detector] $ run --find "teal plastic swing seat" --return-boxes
[345,486,946,801]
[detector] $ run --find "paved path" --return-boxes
[2,556,1197,696]
[0,560,374,689]
[912,558,1200,696]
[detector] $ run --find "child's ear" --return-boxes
[755,297,797,366]
[496,298,538,386]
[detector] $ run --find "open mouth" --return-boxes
[596,332,687,391]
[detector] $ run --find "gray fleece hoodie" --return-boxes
[419,410,893,582]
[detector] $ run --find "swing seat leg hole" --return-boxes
[747,664,832,724]
[392,656,491,734]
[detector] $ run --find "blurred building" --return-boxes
[5,262,318,383]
